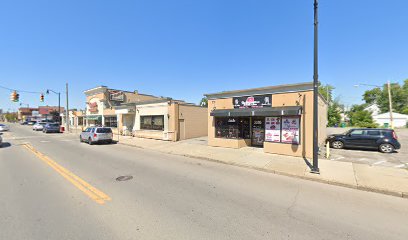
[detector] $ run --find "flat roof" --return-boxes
[205,82,313,99]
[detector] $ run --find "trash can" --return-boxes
[383,123,389,128]
[341,122,346,128]
[60,126,65,132]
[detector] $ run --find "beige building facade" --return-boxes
[133,99,208,141]
[84,86,160,130]
[205,82,327,158]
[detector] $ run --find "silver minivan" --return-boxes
[80,127,113,145]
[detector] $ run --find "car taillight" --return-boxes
[94,133,97,138]
[392,131,398,140]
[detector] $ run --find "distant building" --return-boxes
[17,107,38,121]
[373,112,408,128]
[364,104,380,116]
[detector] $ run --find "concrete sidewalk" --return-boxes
[115,135,408,198]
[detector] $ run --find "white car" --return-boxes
[0,124,10,132]
[33,122,47,131]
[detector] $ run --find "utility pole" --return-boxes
[311,0,320,174]
[66,83,69,132]
[387,80,394,129]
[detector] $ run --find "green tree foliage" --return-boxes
[318,84,334,102]
[199,97,208,107]
[362,80,408,114]
[347,104,378,128]
[318,83,342,126]
[4,112,18,122]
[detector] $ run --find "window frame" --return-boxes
[140,115,165,131]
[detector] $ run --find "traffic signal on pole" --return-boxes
[40,94,44,102]
[10,91,19,102]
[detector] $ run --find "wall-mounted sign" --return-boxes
[109,90,125,102]
[265,117,281,142]
[281,117,300,144]
[88,102,99,113]
[233,95,271,108]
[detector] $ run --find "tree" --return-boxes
[4,112,18,122]
[362,80,408,114]
[318,83,343,126]
[49,110,61,123]
[347,104,378,128]
[318,84,334,102]
[199,97,208,107]
[327,100,342,127]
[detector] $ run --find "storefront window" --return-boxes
[105,116,118,128]
[264,116,301,144]
[140,115,164,130]
[215,117,250,139]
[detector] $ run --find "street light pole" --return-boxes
[46,89,61,123]
[311,0,320,174]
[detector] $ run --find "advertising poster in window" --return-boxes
[281,117,300,144]
[265,117,281,142]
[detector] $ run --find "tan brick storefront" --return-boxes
[205,82,327,158]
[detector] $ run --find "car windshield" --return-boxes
[49,124,59,127]
[96,128,112,133]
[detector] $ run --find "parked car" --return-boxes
[27,121,36,125]
[0,133,3,146]
[80,127,113,145]
[0,124,10,132]
[43,123,61,133]
[33,122,47,131]
[326,128,401,153]
[20,121,29,125]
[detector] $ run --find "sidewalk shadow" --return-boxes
[0,142,11,148]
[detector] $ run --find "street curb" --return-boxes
[118,141,407,199]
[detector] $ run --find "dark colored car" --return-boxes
[326,128,401,153]
[43,123,61,133]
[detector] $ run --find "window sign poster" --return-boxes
[265,117,281,142]
[281,117,300,144]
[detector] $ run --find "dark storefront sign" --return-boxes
[233,95,271,109]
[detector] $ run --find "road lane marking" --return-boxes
[373,160,387,165]
[23,143,111,205]
[394,164,406,168]
[40,140,51,143]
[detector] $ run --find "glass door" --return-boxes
[251,117,265,147]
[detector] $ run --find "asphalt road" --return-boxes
[1,124,408,240]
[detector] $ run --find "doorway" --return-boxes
[178,119,185,141]
[251,117,265,147]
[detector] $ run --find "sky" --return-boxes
[0,0,407,112]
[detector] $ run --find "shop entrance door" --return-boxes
[251,117,265,147]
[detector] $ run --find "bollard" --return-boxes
[326,141,330,159]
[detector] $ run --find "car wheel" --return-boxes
[79,136,83,142]
[379,143,394,153]
[332,140,344,149]
[88,138,93,145]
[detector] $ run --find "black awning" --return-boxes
[210,106,302,117]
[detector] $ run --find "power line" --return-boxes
[0,84,43,94]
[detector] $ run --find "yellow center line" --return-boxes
[23,143,111,205]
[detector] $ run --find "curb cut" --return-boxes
[118,141,407,199]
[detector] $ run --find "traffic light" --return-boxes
[40,94,44,102]
[10,91,19,102]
